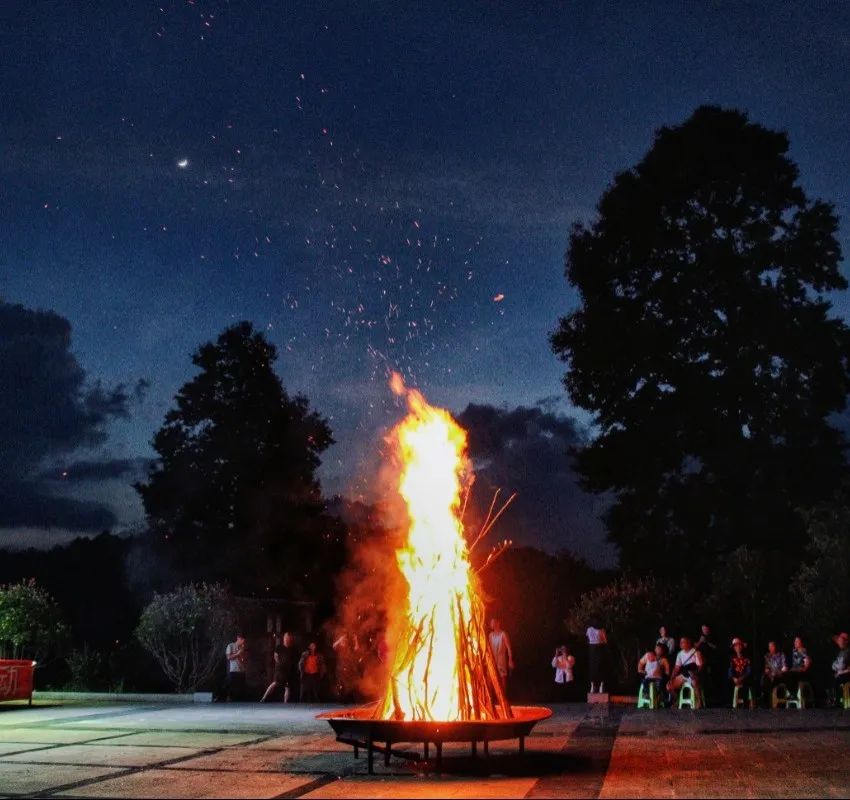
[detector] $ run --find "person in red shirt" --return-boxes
[298,641,327,702]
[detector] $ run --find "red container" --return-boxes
[0,660,36,704]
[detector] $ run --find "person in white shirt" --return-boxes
[668,636,704,700]
[552,645,576,700]
[586,624,608,693]
[488,618,514,697]
[220,633,247,702]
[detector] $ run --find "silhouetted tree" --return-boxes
[792,479,850,641]
[551,106,850,576]
[137,322,338,597]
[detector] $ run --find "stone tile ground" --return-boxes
[0,701,848,798]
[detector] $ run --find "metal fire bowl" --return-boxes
[318,704,552,773]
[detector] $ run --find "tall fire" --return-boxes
[376,373,511,722]
[319,374,550,771]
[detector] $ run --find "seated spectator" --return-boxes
[779,636,812,693]
[668,636,703,699]
[728,637,754,707]
[830,631,850,706]
[657,626,676,659]
[639,644,670,702]
[761,640,787,705]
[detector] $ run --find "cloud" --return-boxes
[0,481,116,531]
[457,403,616,567]
[0,301,135,532]
[37,457,152,484]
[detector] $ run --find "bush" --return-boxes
[65,645,107,691]
[135,583,237,692]
[0,579,69,661]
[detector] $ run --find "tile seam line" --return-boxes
[27,732,281,797]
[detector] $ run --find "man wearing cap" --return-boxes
[728,637,754,708]
[830,632,850,706]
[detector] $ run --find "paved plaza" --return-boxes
[0,700,848,798]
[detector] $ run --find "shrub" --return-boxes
[135,583,237,692]
[0,579,69,661]
[65,645,107,691]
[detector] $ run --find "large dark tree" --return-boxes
[551,106,850,576]
[137,322,337,597]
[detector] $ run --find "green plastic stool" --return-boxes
[732,685,753,709]
[678,681,699,709]
[840,682,850,710]
[786,681,813,709]
[638,682,660,709]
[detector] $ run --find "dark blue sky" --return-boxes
[3,1,850,562]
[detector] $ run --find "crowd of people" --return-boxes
[217,631,327,703]
[627,626,850,708]
[217,620,850,709]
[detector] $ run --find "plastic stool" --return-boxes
[678,681,700,709]
[771,684,789,709]
[841,682,850,710]
[732,685,753,709]
[638,682,660,709]
[786,681,813,709]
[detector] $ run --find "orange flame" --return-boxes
[378,373,509,721]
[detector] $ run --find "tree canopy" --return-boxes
[551,106,850,574]
[137,322,338,597]
[0,579,69,661]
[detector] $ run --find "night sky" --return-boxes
[4,1,850,564]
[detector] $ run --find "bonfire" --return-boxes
[376,373,514,722]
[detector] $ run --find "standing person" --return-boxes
[299,641,327,702]
[488,618,514,697]
[551,645,576,701]
[829,631,850,706]
[780,636,812,693]
[696,624,718,705]
[220,633,247,702]
[761,640,787,706]
[260,632,299,702]
[657,626,676,659]
[586,622,607,693]
[728,637,754,708]
[332,632,360,702]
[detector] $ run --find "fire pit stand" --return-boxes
[318,705,552,774]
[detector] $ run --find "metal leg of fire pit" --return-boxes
[483,735,489,758]
[423,742,429,760]
[519,735,525,756]
[471,740,477,757]
[384,738,392,767]
[435,741,443,772]
[367,735,374,774]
